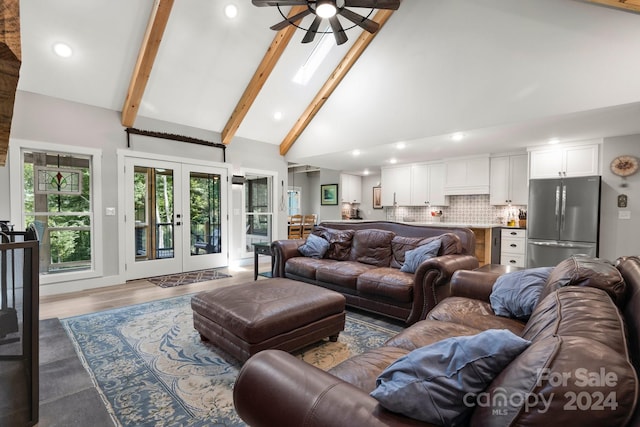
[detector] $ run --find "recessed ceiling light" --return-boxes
[396,142,406,149]
[389,158,397,164]
[363,169,370,175]
[450,132,465,142]
[548,138,560,145]
[273,111,283,121]
[352,149,361,156]
[224,4,238,19]
[53,42,73,58]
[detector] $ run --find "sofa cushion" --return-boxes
[356,267,414,303]
[490,266,553,320]
[437,232,463,256]
[471,286,638,427]
[390,235,425,269]
[312,226,354,261]
[285,257,338,280]
[539,255,627,306]
[428,297,526,336]
[400,238,441,273]
[297,233,330,259]
[328,346,411,393]
[370,329,531,425]
[385,319,483,352]
[350,229,395,267]
[316,261,377,290]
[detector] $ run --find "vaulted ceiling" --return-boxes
[3,0,640,171]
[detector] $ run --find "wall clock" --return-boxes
[610,155,639,177]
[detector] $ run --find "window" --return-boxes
[244,174,273,252]
[22,149,94,275]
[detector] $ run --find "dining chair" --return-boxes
[302,215,315,238]
[288,214,303,239]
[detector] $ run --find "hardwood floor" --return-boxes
[39,264,267,319]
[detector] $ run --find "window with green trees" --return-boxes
[23,150,93,274]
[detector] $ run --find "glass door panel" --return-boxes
[183,164,228,271]
[125,159,182,280]
[243,174,273,256]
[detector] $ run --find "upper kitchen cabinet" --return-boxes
[490,154,528,205]
[340,173,362,204]
[411,163,449,206]
[529,141,601,179]
[444,156,490,195]
[381,166,411,206]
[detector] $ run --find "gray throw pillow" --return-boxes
[399,239,441,273]
[298,233,330,259]
[490,267,554,320]
[370,329,531,425]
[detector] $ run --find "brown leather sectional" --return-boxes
[271,221,480,325]
[234,255,640,427]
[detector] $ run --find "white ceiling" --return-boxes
[17,0,640,175]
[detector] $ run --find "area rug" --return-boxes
[61,294,402,427]
[145,268,231,288]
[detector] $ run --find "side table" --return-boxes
[253,242,274,281]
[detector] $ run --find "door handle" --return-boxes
[555,185,560,228]
[561,184,567,231]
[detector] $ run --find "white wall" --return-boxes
[600,134,640,261]
[2,91,287,294]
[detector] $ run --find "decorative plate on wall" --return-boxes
[610,155,639,177]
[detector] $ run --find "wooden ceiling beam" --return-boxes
[221,6,307,145]
[121,0,174,128]
[0,0,21,166]
[279,9,395,156]
[580,0,640,13]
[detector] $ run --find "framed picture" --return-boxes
[373,186,383,209]
[320,183,339,205]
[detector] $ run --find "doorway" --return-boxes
[124,157,228,280]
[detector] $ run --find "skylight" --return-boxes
[293,28,334,86]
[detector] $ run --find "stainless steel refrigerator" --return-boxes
[527,176,601,267]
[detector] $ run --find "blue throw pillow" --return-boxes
[399,239,441,273]
[370,329,531,425]
[297,233,330,259]
[490,267,554,320]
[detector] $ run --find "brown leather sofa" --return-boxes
[271,221,479,325]
[234,255,640,427]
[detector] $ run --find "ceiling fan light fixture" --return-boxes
[316,1,337,18]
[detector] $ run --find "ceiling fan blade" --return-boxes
[270,8,312,30]
[343,0,401,10]
[252,0,308,6]
[338,8,379,33]
[302,15,323,43]
[328,16,348,45]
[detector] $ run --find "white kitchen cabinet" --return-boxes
[490,154,528,205]
[529,143,600,179]
[444,156,490,195]
[340,173,362,204]
[411,163,448,206]
[500,228,526,268]
[381,166,411,206]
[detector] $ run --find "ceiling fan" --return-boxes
[252,0,401,45]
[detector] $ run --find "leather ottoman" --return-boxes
[191,278,346,362]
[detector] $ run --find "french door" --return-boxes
[124,157,228,280]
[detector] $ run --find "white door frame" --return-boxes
[117,149,231,280]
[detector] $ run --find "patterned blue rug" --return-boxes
[61,294,402,427]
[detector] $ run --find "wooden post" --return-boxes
[0,0,21,166]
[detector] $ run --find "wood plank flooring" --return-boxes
[39,264,266,319]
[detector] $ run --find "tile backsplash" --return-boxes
[385,194,525,225]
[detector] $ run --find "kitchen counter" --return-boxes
[325,219,506,229]
[322,220,526,266]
